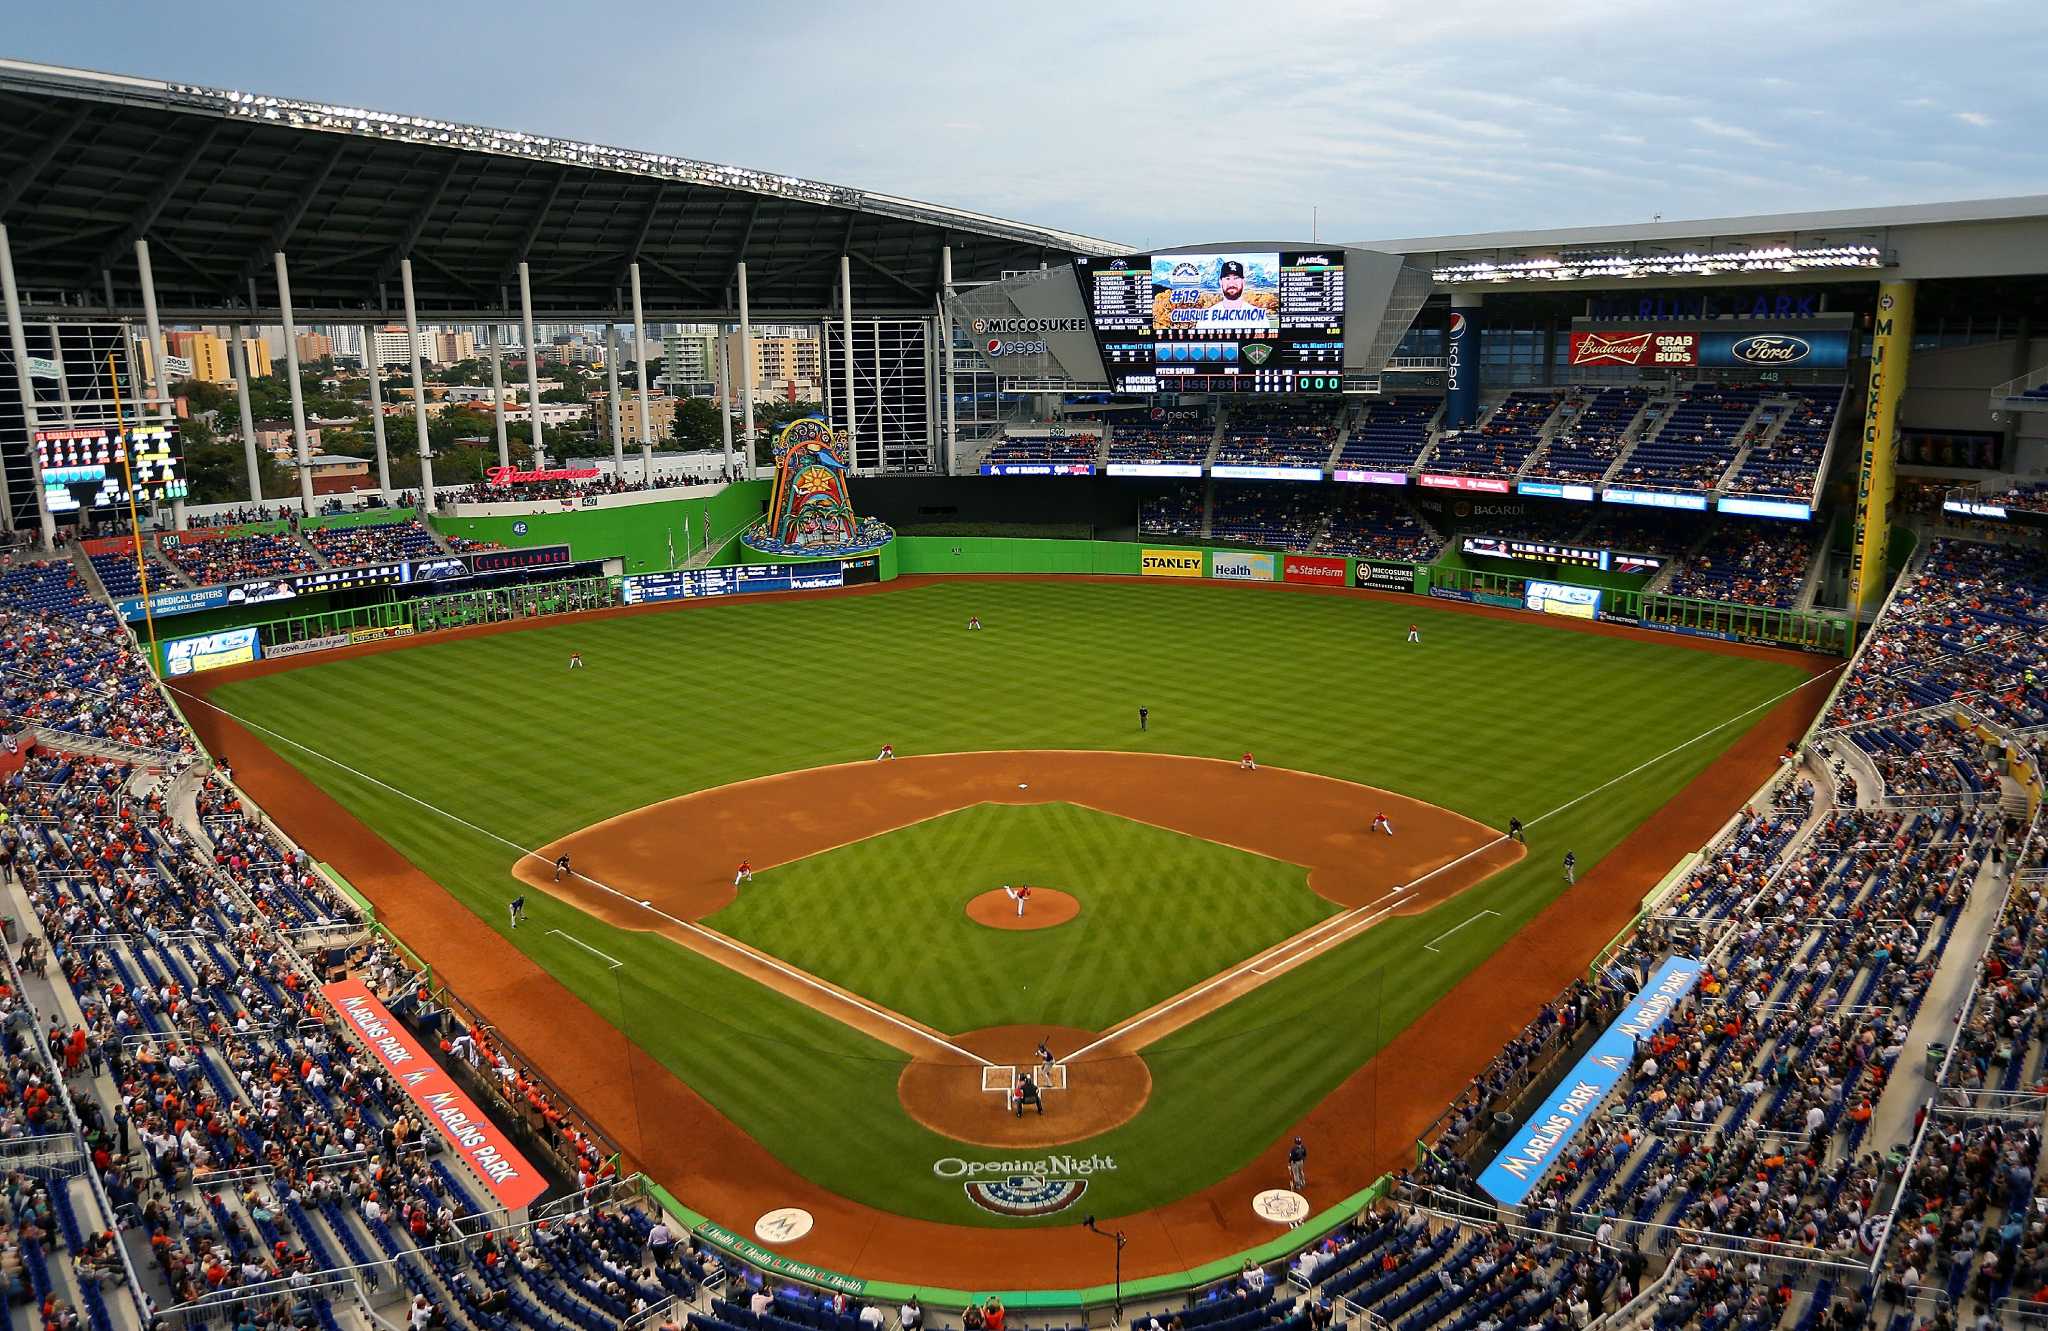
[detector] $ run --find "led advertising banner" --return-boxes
[1106,462,1205,478]
[1075,250,1346,394]
[1566,329,1851,370]
[1333,469,1409,486]
[1463,536,1609,570]
[1524,580,1602,620]
[1478,957,1702,1205]
[1419,473,1511,494]
[322,980,547,1209]
[1603,488,1709,512]
[979,463,1096,476]
[164,627,262,676]
[1210,465,1323,481]
[1516,480,1596,502]
[1718,495,1815,521]
[621,561,847,604]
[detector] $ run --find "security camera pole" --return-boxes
[1081,1215,1126,1325]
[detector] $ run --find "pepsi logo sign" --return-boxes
[1448,312,1466,336]
[1729,335,1811,366]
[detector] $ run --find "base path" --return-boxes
[174,579,1836,1290]
[966,888,1079,931]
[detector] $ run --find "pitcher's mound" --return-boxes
[966,887,1078,931]
[899,1025,1151,1148]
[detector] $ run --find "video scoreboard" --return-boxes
[1461,535,1664,576]
[620,556,881,606]
[1076,250,1346,394]
[36,424,188,513]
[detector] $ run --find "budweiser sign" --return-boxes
[1569,331,1698,368]
[486,465,601,486]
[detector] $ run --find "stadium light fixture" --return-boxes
[1432,243,1890,283]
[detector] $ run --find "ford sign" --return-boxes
[1729,334,1811,366]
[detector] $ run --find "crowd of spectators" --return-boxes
[1213,401,1341,469]
[1426,391,1562,479]
[1664,520,1819,609]
[982,431,1100,467]
[1970,481,2048,516]
[444,472,718,505]
[161,532,321,590]
[1334,396,1438,473]
[1825,538,2048,734]
[303,519,442,568]
[1525,388,1648,484]
[1722,394,1842,502]
[0,560,195,757]
[1139,484,1442,562]
[1611,385,1767,492]
[1108,409,1214,466]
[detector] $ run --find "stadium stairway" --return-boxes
[1595,388,1678,487]
[1863,846,2011,1154]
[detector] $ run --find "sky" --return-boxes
[7,0,2046,249]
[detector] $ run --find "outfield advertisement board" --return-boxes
[979,463,1096,476]
[1524,581,1601,620]
[164,627,262,676]
[1516,480,1595,503]
[1419,474,1511,494]
[1282,555,1347,585]
[1210,551,1275,581]
[1354,562,1416,593]
[622,561,847,604]
[1140,549,1203,578]
[321,980,548,1210]
[114,545,575,622]
[1106,463,1205,478]
[1478,957,1702,1205]
[1603,488,1709,512]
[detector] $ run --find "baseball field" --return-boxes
[173,573,1833,1284]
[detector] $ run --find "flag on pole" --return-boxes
[666,528,677,569]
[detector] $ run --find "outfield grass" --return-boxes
[709,801,1335,1034]
[206,577,1810,1223]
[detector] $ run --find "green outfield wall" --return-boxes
[429,482,771,573]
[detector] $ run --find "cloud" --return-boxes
[1689,117,1781,150]
[1955,111,1994,127]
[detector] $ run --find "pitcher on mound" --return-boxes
[1004,883,1032,918]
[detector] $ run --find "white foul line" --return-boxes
[178,691,995,1068]
[1423,910,1501,954]
[1060,665,1841,1065]
[546,929,624,970]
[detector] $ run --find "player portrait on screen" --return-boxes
[1151,253,1278,337]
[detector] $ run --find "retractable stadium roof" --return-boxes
[0,59,1127,324]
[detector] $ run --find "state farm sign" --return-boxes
[1568,331,1698,367]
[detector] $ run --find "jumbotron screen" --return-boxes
[35,424,188,513]
[1075,250,1345,394]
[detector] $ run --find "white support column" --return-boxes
[134,239,186,529]
[715,324,734,478]
[363,324,391,498]
[487,323,510,469]
[940,245,958,475]
[228,327,263,501]
[46,324,77,426]
[517,262,545,469]
[737,261,756,480]
[629,264,653,483]
[0,225,48,541]
[273,251,316,513]
[400,259,436,511]
[605,322,625,479]
[839,254,857,472]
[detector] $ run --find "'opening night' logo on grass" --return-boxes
[937,1154,1114,1217]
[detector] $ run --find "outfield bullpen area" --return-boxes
[170,571,1834,1288]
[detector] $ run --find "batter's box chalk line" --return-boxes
[980,1064,1068,1093]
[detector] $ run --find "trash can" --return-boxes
[1,914,13,945]
[1924,1041,1947,1081]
